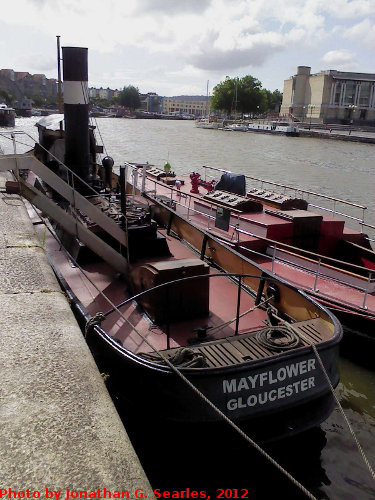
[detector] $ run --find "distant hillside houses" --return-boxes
[0,69,57,100]
[89,87,121,100]
[88,89,210,116]
[0,70,211,116]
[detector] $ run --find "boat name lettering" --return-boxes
[227,377,315,410]
[223,358,316,394]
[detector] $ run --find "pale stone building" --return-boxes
[162,96,210,116]
[280,66,375,124]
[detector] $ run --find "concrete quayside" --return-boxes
[0,169,152,495]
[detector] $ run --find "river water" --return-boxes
[1,117,374,499]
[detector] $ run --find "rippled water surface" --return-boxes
[1,117,375,499]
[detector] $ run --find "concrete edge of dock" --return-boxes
[0,171,153,495]
[299,129,375,143]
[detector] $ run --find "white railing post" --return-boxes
[187,196,191,220]
[141,164,147,193]
[132,169,138,197]
[11,133,20,180]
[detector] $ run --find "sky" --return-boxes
[0,0,374,96]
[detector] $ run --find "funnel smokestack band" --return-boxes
[62,46,91,189]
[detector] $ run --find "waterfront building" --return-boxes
[0,68,57,101]
[89,87,120,100]
[139,92,161,113]
[162,95,210,116]
[0,69,15,81]
[280,66,375,124]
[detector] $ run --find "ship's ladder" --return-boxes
[0,153,128,273]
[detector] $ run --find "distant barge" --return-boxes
[0,103,15,127]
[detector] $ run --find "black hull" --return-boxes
[48,217,341,441]
[247,129,300,137]
[15,109,32,117]
[56,259,341,437]
[0,111,15,127]
[86,319,340,436]
[312,294,375,345]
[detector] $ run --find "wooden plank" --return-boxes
[240,337,273,358]
[196,347,220,368]
[215,343,240,365]
[222,341,249,361]
[207,344,230,366]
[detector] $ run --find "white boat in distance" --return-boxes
[195,118,222,129]
[247,121,299,136]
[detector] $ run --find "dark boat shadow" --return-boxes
[109,385,332,500]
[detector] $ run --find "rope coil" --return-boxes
[140,347,208,368]
[256,325,300,351]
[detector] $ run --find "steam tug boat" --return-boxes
[134,165,375,346]
[0,46,342,441]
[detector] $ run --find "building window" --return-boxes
[360,109,367,120]
[358,82,371,107]
[343,81,356,105]
[333,82,341,105]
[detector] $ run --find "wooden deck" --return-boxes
[162,318,330,367]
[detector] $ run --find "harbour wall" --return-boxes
[0,170,152,495]
[299,129,375,144]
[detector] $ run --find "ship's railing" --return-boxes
[125,161,242,221]
[127,165,373,310]
[201,165,375,237]
[234,228,374,310]
[0,130,113,205]
[0,130,130,272]
[103,272,320,353]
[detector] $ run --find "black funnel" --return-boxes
[62,46,91,192]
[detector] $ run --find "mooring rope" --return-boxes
[272,312,375,481]
[29,212,319,500]
[4,130,373,489]
[140,347,208,368]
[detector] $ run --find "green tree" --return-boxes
[211,76,263,115]
[261,89,283,113]
[32,95,46,107]
[119,85,141,110]
[91,97,113,109]
[0,89,15,106]
[211,76,283,115]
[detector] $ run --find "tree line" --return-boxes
[2,76,281,115]
[90,86,141,110]
[211,76,282,116]
[93,77,282,116]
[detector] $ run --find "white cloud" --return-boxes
[0,0,374,94]
[344,18,375,46]
[321,50,358,70]
[317,0,375,19]
[17,53,56,73]
[189,31,286,70]
[135,0,212,14]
